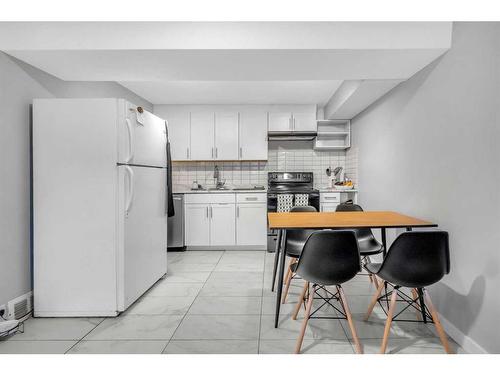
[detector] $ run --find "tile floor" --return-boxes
[0,250,465,354]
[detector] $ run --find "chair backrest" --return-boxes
[285,206,318,250]
[379,231,450,288]
[295,230,361,286]
[335,203,382,255]
[336,203,363,212]
[290,205,317,213]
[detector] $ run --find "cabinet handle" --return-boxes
[289,117,293,130]
[215,147,218,158]
[245,197,258,201]
[187,148,190,159]
[324,196,339,200]
[211,147,214,158]
[206,206,209,218]
[293,117,296,130]
[210,206,213,218]
[239,147,242,159]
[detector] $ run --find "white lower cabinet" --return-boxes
[210,203,236,246]
[236,203,267,246]
[320,203,338,212]
[184,193,266,248]
[184,204,211,246]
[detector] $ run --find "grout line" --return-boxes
[160,249,224,354]
[64,318,107,354]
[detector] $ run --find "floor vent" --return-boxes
[7,291,33,321]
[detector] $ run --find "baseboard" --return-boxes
[439,313,488,354]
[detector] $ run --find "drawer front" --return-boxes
[236,193,267,203]
[320,192,340,203]
[184,193,236,204]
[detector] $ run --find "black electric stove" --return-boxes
[266,172,319,252]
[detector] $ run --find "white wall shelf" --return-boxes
[314,120,351,150]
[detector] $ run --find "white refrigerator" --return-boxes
[33,98,168,317]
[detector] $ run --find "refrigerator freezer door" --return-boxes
[118,101,167,168]
[117,165,168,310]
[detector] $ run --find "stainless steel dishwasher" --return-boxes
[167,194,185,250]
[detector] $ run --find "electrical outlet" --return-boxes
[0,304,6,319]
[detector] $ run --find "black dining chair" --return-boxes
[279,206,317,304]
[364,231,452,354]
[336,203,384,285]
[292,230,363,354]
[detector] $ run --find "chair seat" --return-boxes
[285,238,305,258]
[358,237,384,256]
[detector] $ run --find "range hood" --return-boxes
[268,131,317,141]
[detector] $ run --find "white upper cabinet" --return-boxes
[239,111,268,160]
[268,105,317,133]
[214,112,239,160]
[190,112,215,160]
[268,112,293,132]
[165,112,190,161]
[292,112,317,132]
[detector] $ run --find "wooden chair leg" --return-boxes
[423,290,453,354]
[364,280,385,321]
[292,281,309,320]
[380,289,398,354]
[412,289,422,321]
[372,274,380,289]
[282,258,295,303]
[338,286,363,354]
[294,284,314,354]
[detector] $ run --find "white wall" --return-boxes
[0,52,152,308]
[351,23,500,353]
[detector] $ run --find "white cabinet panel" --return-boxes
[236,203,267,246]
[215,112,239,160]
[293,112,317,132]
[320,203,339,212]
[239,111,268,160]
[190,112,215,160]
[165,111,190,161]
[210,204,236,246]
[268,112,292,132]
[185,204,210,246]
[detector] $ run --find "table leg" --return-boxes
[380,227,389,310]
[271,229,283,292]
[275,230,287,328]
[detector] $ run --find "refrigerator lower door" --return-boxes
[117,165,168,311]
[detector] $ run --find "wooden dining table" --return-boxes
[268,211,437,328]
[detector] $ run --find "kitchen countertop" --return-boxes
[173,184,267,194]
[317,188,358,193]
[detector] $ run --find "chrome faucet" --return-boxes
[214,165,225,188]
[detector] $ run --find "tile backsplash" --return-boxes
[172,141,357,188]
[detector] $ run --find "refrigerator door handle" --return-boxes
[125,165,135,216]
[125,118,135,163]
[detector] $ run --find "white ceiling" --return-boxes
[0,22,453,106]
[119,80,343,105]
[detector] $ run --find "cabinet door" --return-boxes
[292,112,317,132]
[214,112,239,160]
[268,112,292,132]
[236,203,267,246]
[165,112,190,161]
[320,203,338,212]
[185,204,210,246]
[210,204,236,246]
[239,111,268,160]
[190,112,215,160]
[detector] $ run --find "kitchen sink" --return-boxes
[207,187,230,191]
